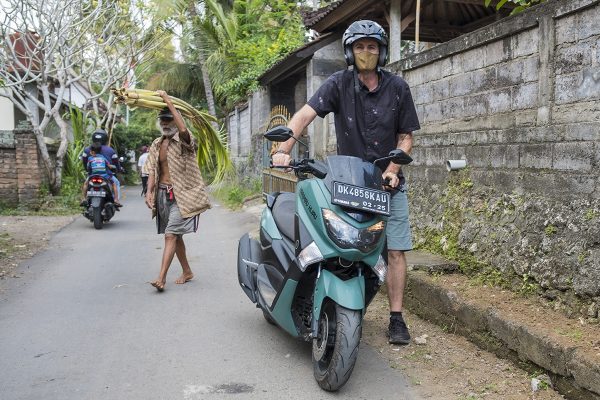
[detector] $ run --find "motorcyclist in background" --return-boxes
[81,129,124,202]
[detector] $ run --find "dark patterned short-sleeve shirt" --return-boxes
[307,69,420,164]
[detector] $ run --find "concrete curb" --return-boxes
[405,270,600,400]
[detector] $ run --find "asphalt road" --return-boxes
[0,186,413,400]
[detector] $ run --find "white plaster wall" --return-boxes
[0,96,15,131]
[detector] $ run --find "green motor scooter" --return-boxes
[237,126,412,391]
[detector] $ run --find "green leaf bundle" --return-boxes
[112,88,232,184]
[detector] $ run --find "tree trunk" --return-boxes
[52,110,70,194]
[198,51,219,130]
[33,127,57,191]
[188,1,218,129]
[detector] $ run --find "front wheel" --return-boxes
[93,207,103,230]
[312,300,362,391]
[262,309,276,325]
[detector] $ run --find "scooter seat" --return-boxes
[272,192,295,240]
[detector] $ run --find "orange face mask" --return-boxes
[355,52,378,72]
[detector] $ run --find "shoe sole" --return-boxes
[389,338,410,345]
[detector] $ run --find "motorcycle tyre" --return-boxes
[262,309,276,325]
[93,207,103,230]
[312,300,361,391]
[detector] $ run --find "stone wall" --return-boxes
[0,127,42,207]
[0,130,18,204]
[387,0,600,317]
[227,89,271,175]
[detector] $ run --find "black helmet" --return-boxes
[91,141,102,153]
[342,20,388,68]
[92,129,108,145]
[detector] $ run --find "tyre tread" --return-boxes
[313,304,362,391]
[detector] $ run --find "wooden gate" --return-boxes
[262,105,298,198]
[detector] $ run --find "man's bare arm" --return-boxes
[383,132,413,186]
[145,172,155,209]
[284,104,317,152]
[272,104,317,166]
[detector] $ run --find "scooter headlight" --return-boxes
[297,241,323,272]
[322,209,386,253]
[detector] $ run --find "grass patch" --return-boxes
[0,176,81,216]
[0,232,13,259]
[555,328,583,341]
[212,175,261,210]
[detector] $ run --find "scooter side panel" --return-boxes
[270,279,300,337]
[260,207,282,240]
[313,269,365,322]
[237,233,260,303]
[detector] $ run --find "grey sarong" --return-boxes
[156,185,199,235]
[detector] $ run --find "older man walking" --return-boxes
[144,90,211,292]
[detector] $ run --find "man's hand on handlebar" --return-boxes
[272,151,292,168]
[382,171,400,190]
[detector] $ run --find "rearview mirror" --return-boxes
[388,149,413,165]
[264,126,293,142]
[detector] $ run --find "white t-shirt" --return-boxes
[138,152,149,176]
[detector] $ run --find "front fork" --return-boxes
[311,265,365,338]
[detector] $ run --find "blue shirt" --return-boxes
[81,145,121,171]
[87,154,112,179]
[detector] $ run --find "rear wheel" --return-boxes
[312,300,362,391]
[93,207,103,230]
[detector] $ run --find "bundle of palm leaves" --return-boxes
[112,88,232,184]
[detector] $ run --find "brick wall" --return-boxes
[0,130,17,205]
[386,0,600,315]
[0,127,42,207]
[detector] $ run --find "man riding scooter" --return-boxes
[80,142,121,207]
[81,129,124,205]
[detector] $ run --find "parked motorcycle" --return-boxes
[82,175,117,229]
[237,126,413,391]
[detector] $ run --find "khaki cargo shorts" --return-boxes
[386,185,412,251]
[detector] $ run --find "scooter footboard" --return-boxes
[237,233,262,303]
[312,269,365,335]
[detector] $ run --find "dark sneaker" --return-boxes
[388,315,411,345]
[79,200,88,207]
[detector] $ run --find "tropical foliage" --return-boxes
[202,0,305,108]
[485,0,547,14]
[64,108,92,183]
[152,0,306,113]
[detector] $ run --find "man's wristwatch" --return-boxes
[275,150,289,155]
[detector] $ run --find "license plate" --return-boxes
[87,190,106,197]
[331,182,390,216]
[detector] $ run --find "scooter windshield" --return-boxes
[323,155,384,191]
